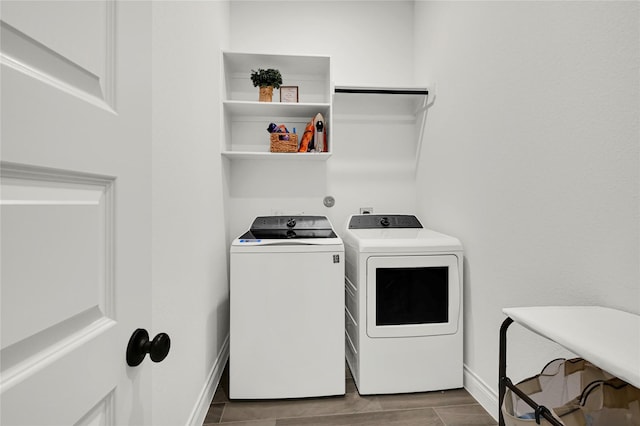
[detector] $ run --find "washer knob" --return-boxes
[380,217,390,227]
[287,218,296,228]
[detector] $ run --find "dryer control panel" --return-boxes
[348,214,423,229]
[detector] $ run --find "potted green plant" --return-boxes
[250,68,283,102]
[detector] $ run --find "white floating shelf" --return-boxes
[223,100,330,117]
[221,151,332,161]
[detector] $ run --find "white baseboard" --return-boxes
[187,334,230,426]
[463,364,499,421]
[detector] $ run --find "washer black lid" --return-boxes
[241,215,337,239]
[348,214,423,229]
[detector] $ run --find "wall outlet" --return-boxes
[360,207,373,214]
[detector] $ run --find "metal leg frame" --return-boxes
[499,317,564,426]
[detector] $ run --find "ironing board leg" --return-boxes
[499,317,514,426]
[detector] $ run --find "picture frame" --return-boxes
[280,86,299,103]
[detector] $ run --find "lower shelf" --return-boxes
[221,151,332,161]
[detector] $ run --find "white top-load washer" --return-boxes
[230,216,345,399]
[342,214,464,395]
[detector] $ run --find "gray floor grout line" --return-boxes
[425,402,485,409]
[432,406,448,426]
[217,403,227,424]
[234,406,442,424]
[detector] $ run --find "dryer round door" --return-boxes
[366,254,461,338]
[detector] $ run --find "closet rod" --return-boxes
[334,88,428,95]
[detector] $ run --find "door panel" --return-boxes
[0,0,114,109]
[1,325,119,426]
[1,1,151,424]
[1,166,114,349]
[1,0,109,74]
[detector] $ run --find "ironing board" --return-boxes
[499,306,640,426]
[503,306,640,388]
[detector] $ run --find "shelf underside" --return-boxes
[221,151,331,161]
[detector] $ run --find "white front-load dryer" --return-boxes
[342,214,464,395]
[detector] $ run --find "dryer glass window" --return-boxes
[376,267,448,326]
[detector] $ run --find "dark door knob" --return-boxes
[126,328,171,367]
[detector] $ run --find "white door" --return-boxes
[1,1,154,425]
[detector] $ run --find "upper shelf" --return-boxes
[503,306,640,388]
[223,51,332,104]
[224,51,331,77]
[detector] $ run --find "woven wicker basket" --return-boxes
[270,133,298,153]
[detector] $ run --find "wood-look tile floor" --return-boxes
[203,364,497,425]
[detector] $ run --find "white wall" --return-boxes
[151,2,230,425]
[413,1,640,418]
[227,1,418,239]
[230,1,414,87]
[209,2,637,422]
